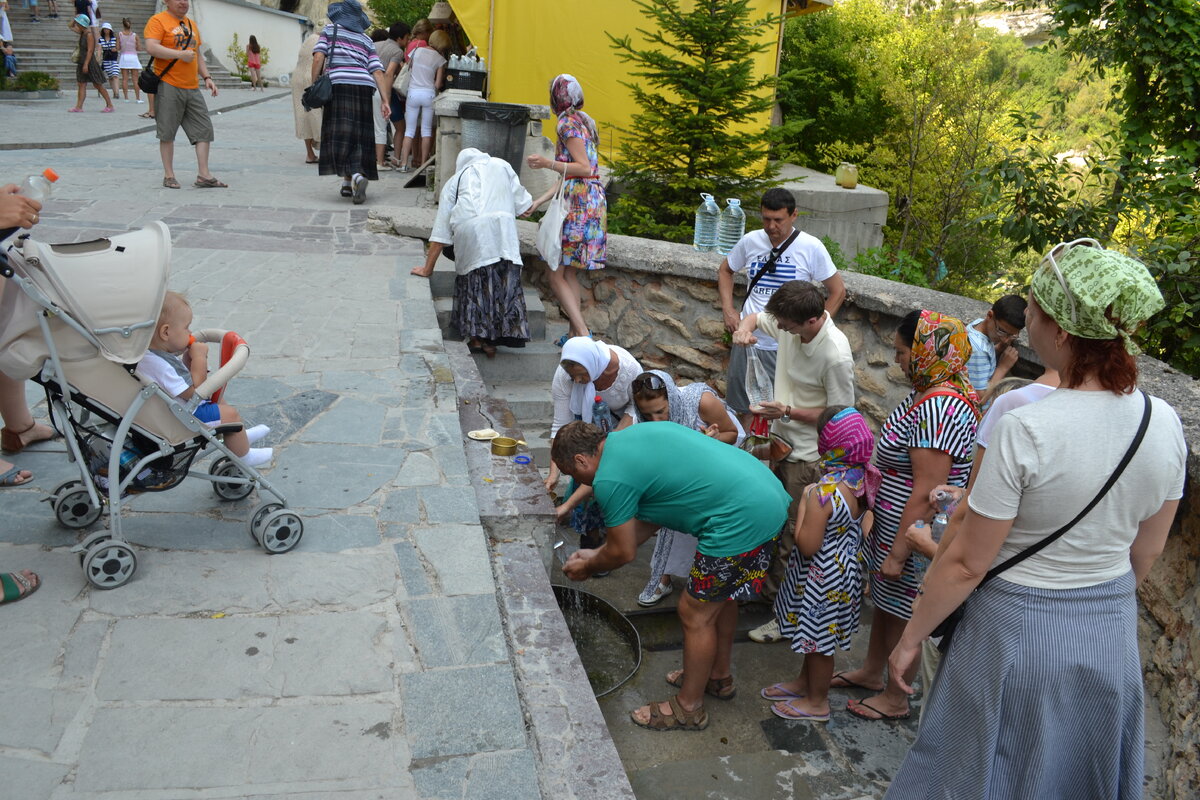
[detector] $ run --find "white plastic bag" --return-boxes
[535,175,568,271]
[744,347,773,411]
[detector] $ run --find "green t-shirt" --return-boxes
[592,423,790,557]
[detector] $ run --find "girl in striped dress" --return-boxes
[762,406,880,722]
[98,23,120,96]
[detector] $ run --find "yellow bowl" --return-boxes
[491,437,519,456]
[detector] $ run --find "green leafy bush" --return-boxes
[0,71,59,91]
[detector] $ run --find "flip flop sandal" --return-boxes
[846,699,911,722]
[195,176,229,188]
[163,177,181,189]
[340,185,353,197]
[760,683,805,701]
[0,570,40,604]
[830,672,881,691]
[771,699,830,722]
[139,112,154,118]
[666,671,736,701]
[0,466,33,487]
[630,696,708,732]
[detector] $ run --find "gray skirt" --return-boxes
[885,571,1144,800]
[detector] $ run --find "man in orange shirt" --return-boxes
[144,0,227,189]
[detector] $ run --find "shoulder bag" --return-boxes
[742,229,800,310]
[394,57,413,97]
[301,25,339,111]
[535,168,569,271]
[138,20,191,95]
[932,391,1151,654]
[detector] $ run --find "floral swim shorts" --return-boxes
[687,538,776,603]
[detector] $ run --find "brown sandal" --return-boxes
[666,670,736,700]
[1,422,56,454]
[631,695,708,731]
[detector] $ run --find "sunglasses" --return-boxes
[1038,238,1101,325]
[632,373,666,393]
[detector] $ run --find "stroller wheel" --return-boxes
[82,540,137,589]
[249,502,283,542]
[55,486,103,529]
[210,457,255,501]
[256,508,304,554]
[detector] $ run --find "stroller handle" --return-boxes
[193,329,249,402]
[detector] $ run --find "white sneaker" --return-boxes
[137,98,145,103]
[749,618,783,643]
[637,579,674,607]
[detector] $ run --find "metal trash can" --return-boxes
[458,102,529,175]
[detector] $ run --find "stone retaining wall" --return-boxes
[374,206,1200,799]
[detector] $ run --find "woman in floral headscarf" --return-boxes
[527,74,608,345]
[762,405,880,722]
[883,242,1185,799]
[836,309,980,723]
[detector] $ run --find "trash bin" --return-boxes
[458,102,529,176]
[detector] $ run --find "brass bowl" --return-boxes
[491,436,519,456]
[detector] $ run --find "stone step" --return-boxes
[488,381,554,424]
[434,288,546,342]
[473,339,563,384]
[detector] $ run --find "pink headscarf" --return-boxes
[550,73,598,141]
[815,407,882,509]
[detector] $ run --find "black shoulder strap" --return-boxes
[982,391,1152,583]
[154,20,193,79]
[743,228,801,306]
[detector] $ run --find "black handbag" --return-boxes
[302,25,339,111]
[933,391,1152,654]
[139,21,190,95]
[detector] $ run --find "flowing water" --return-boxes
[553,585,641,697]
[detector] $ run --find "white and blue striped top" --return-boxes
[313,25,383,89]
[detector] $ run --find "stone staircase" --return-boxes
[6,0,243,91]
[429,256,561,468]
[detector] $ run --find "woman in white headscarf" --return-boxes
[527,74,608,346]
[411,148,533,356]
[547,337,641,551]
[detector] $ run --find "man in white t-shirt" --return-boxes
[718,188,845,422]
[732,280,855,641]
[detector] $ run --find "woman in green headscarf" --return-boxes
[884,240,1187,800]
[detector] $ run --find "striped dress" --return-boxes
[775,487,864,654]
[865,392,976,620]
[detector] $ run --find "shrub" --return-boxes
[1,71,60,91]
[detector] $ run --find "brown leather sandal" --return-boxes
[1,422,56,454]
[666,670,736,700]
[630,695,708,731]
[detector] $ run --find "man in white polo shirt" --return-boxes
[718,188,845,424]
[733,279,855,642]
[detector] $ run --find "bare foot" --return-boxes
[18,422,56,448]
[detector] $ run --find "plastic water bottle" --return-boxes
[449,54,461,70]
[19,168,59,202]
[930,489,956,543]
[592,394,614,433]
[716,197,745,256]
[693,193,719,252]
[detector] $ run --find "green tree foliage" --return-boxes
[606,0,807,243]
[366,0,431,27]
[985,0,1200,374]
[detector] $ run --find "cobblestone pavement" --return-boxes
[0,96,585,799]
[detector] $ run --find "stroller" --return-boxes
[0,222,303,589]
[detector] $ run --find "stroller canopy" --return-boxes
[0,222,172,378]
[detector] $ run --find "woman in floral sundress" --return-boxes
[527,73,607,344]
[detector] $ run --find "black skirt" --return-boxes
[318,83,378,180]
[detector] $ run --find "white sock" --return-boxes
[242,447,273,468]
[341,178,351,187]
[352,172,364,184]
[245,424,270,444]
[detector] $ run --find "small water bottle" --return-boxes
[716,198,745,256]
[449,53,461,70]
[930,489,957,543]
[693,193,719,252]
[592,394,614,432]
[476,56,486,73]
[20,168,59,202]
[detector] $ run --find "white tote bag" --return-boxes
[535,174,568,271]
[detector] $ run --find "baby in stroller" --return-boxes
[136,291,272,467]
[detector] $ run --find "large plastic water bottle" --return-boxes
[693,193,719,252]
[19,168,59,202]
[716,197,745,256]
